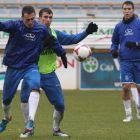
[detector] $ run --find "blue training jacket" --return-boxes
[54,30,88,45]
[1,19,65,68]
[39,29,88,54]
[111,17,140,62]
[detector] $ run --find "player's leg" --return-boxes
[20,80,31,138]
[21,101,29,124]
[20,79,38,124]
[0,67,23,132]
[41,71,68,137]
[20,80,30,124]
[131,83,139,111]
[20,64,40,138]
[135,85,140,120]
[120,61,133,122]
[52,110,68,136]
[133,62,140,119]
[122,84,132,122]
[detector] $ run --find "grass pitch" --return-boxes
[0,90,140,140]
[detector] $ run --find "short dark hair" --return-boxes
[122,1,134,9]
[39,8,53,17]
[22,6,35,17]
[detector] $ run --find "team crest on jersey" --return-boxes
[125,75,129,81]
[124,29,133,36]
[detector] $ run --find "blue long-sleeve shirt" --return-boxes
[55,30,88,45]
[111,17,140,62]
[1,19,65,68]
[39,29,88,54]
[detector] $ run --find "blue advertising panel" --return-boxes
[80,53,121,89]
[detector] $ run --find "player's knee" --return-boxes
[21,101,28,103]
[20,91,30,102]
[55,102,65,111]
[31,81,40,91]
[131,83,137,88]
[123,84,131,93]
[32,89,40,92]
[24,79,40,92]
[3,99,12,106]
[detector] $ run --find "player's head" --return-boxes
[122,1,134,20]
[39,8,53,29]
[22,6,36,29]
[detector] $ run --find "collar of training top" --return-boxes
[123,14,135,24]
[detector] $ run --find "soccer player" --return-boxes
[111,1,140,122]
[20,8,98,137]
[0,5,66,134]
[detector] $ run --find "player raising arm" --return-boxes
[20,7,98,138]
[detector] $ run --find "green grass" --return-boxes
[0,90,139,140]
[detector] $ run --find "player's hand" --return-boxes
[61,53,67,68]
[42,36,56,47]
[111,50,118,58]
[86,22,98,34]
[125,41,137,48]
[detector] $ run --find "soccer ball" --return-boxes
[73,44,92,62]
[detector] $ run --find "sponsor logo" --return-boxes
[83,57,114,73]
[83,57,98,73]
[56,84,60,86]
[41,47,55,55]
[32,70,38,72]
[100,63,114,72]
[124,29,133,36]
[26,33,35,39]
[24,33,36,41]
